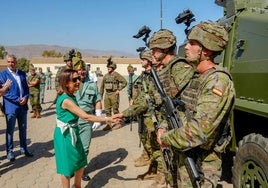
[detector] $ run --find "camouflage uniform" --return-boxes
[27,67,42,118]
[148,29,195,187]
[38,68,46,104]
[126,64,139,101]
[122,69,164,173]
[159,22,236,187]
[45,68,53,90]
[100,58,127,130]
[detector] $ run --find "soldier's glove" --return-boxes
[92,109,102,131]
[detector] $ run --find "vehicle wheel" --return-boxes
[232,133,268,188]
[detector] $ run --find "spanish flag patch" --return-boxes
[212,88,223,97]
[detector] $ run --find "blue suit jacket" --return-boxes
[0,68,29,114]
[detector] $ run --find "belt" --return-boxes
[56,119,78,147]
[106,89,115,92]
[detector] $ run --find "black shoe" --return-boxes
[82,173,91,181]
[7,152,15,162]
[20,149,34,157]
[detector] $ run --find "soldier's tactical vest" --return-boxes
[104,72,119,91]
[181,65,234,151]
[157,56,189,98]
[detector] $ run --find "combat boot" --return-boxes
[102,123,112,131]
[36,111,41,118]
[135,158,150,167]
[134,153,150,167]
[31,110,37,118]
[134,149,150,167]
[137,161,158,180]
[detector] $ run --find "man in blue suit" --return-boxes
[0,54,33,161]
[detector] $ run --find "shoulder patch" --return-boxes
[212,88,223,97]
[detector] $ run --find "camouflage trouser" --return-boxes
[30,91,42,111]
[139,117,176,186]
[104,92,119,117]
[139,116,155,158]
[176,150,221,188]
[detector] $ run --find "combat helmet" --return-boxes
[72,58,86,70]
[140,50,152,62]
[63,53,72,62]
[71,50,86,70]
[106,56,117,70]
[149,29,176,49]
[188,21,228,52]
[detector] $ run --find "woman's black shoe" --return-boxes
[82,174,91,181]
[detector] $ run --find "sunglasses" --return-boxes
[71,76,81,83]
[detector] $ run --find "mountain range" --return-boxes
[4,44,136,59]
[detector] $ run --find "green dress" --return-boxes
[53,93,87,176]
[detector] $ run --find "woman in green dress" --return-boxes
[54,69,121,188]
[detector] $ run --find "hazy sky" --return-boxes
[0,0,224,55]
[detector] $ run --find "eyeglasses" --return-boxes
[71,76,81,83]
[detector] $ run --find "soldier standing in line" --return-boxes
[100,57,127,131]
[119,29,195,187]
[38,67,46,104]
[124,64,139,124]
[119,50,164,180]
[27,66,42,118]
[157,22,235,187]
[148,29,195,188]
[45,67,53,90]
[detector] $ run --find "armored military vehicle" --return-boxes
[215,0,268,187]
[178,0,268,187]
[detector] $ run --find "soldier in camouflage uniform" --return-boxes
[38,67,46,104]
[124,64,139,124]
[27,66,42,118]
[118,50,164,181]
[100,57,127,131]
[157,22,236,187]
[45,67,53,90]
[148,29,195,187]
[130,50,157,168]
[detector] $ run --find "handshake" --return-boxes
[92,110,124,131]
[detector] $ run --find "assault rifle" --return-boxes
[150,68,201,188]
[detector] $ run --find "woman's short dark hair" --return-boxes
[58,69,78,96]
